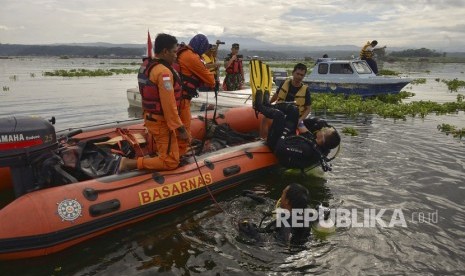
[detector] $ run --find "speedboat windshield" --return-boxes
[352,61,373,74]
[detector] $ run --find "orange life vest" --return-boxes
[138,58,182,115]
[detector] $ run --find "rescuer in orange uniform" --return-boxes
[176,34,216,154]
[119,33,190,172]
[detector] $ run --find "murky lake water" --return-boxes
[0,57,464,275]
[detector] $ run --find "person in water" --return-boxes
[238,183,313,245]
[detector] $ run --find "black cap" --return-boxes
[232,43,239,48]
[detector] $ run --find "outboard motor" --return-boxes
[0,116,58,197]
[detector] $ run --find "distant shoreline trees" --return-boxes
[388,48,443,58]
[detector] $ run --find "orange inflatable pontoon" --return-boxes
[0,107,281,260]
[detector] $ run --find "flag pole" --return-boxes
[147,30,153,58]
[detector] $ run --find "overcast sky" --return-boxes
[1,0,464,51]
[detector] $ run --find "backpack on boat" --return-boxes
[207,123,257,146]
[60,138,121,180]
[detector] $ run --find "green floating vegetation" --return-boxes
[378,69,399,76]
[410,78,427,85]
[109,68,138,75]
[43,68,138,77]
[437,124,464,139]
[312,92,465,120]
[341,127,359,136]
[112,62,139,66]
[441,78,465,92]
[2,86,9,91]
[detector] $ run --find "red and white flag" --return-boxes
[147,30,153,58]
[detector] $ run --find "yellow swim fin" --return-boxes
[261,62,272,105]
[249,59,263,109]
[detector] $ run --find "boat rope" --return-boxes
[212,80,220,125]
[197,89,210,154]
[197,81,220,154]
[189,138,228,214]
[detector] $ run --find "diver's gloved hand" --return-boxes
[238,220,261,241]
[316,203,332,221]
[319,156,332,172]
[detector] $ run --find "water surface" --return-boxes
[0,58,464,275]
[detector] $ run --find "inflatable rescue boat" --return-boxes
[0,106,277,260]
[0,106,332,260]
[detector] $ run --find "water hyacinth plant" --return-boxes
[378,69,399,76]
[437,124,465,139]
[410,78,427,85]
[441,78,465,92]
[313,92,465,140]
[341,127,359,136]
[312,92,465,120]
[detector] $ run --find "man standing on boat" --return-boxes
[223,43,244,91]
[202,42,221,84]
[176,34,216,154]
[118,33,190,172]
[270,63,312,122]
[360,40,386,75]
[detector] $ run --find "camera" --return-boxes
[216,40,225,45]
[237,55,243,59]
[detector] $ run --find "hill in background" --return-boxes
[1,38,465,60]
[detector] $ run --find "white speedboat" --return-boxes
[274,58,412,97]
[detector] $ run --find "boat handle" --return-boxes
[223,165,241,177]
[89,199,121,217]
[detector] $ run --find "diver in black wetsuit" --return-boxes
[254,91,341,170]
[238,183,312,245]
[238,183,336,246]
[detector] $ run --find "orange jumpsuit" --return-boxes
[177,47,215,153]
[137,63,184,171]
